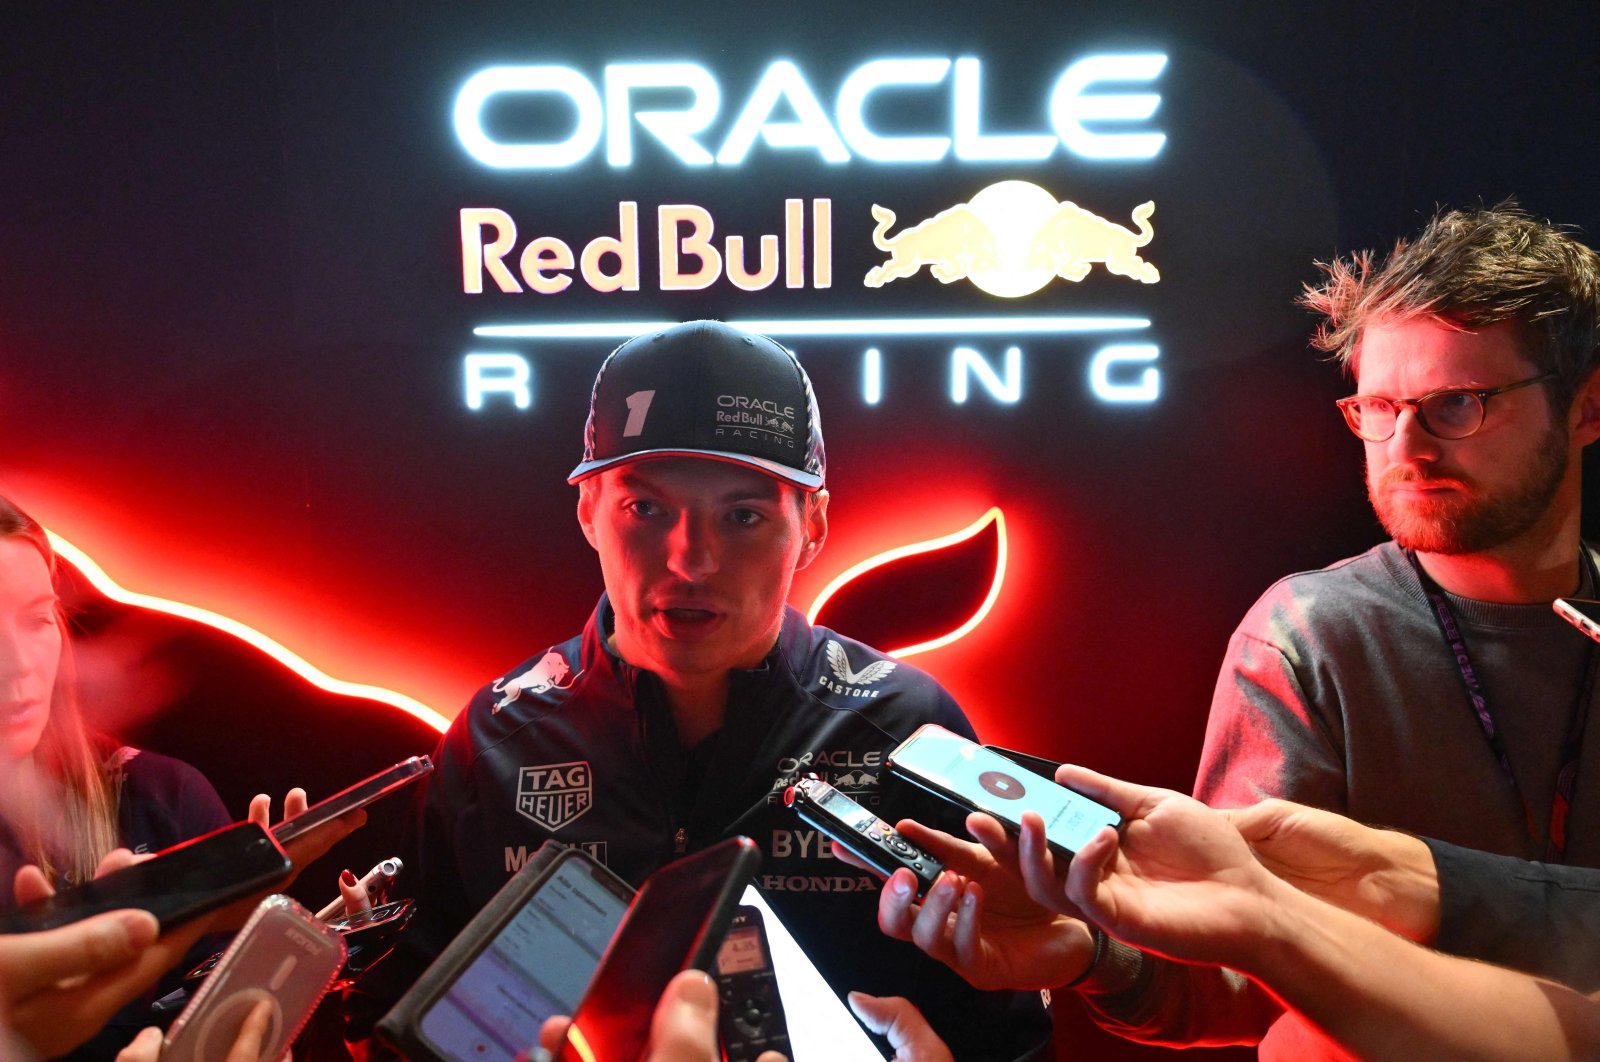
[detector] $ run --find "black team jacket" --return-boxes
[390,595,1052,1060]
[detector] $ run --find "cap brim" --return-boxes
[567,449,823,491]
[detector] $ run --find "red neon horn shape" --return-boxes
[805,508,1007,658]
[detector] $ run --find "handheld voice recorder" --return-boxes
[784,776,943,896]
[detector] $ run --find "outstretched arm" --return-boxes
[1057,765,1600,1062]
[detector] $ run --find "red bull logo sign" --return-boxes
[864,181,1159,297]
[453,51,1172,411]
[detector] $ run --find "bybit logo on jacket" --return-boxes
[818,640,896,699]
[516,760,593,830]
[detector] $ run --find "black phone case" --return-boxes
[0,821,291,934]
[375,842,633,1062]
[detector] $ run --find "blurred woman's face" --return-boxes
[0,539,60,761]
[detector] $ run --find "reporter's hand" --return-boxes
[847,992,953,1061]
[1053,765,1287,969]
[535,970,786,1061]
[852,816,1095,991]
[247,788,366,886]
[0,906,215,1058]
[1223,799,1440,942]
[114,997,273,1062]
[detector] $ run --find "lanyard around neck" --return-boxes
[1405,548,1599,863]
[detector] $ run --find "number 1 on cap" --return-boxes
[623,390,656,437]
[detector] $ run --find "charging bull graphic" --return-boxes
[864,203,1000,287]
[863,181,1161,298]
[1026,200,1159,283]
[492,651,579,711]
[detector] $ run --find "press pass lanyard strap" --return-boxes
[1405,548,1599,863]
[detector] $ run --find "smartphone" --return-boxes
[1555,597,1600,643]
[984,744,1062,778]
[888,724,1121,860]
[163,895,346,1062]
[558,836,762,1062]
[715,905,792,1062]
[273,755,433,845]
[0,821,291,934]
[377,843,635,1062]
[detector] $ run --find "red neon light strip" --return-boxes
[47,532,450,733]
[805,507,1007,659]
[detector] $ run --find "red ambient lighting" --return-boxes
[47,531,450,733]
[805,508,1007,658]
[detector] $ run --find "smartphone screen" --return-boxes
[559,836,760,1062]
[889,725,1120,859]
[0,821,291,933]
[273,755,433,845]
[1555,598,1600,643]
[415,851,633,1060]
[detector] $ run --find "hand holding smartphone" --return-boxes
[558,836,761,1062]
[377,843,635,1062]
[272,756,433,845]
[163,895,345,1062]
[888,725,1121,860]
[0,822,292,934]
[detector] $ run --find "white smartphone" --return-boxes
[163,894,346,1062]
[887,724,1121,860]
[1555,597,1600,643]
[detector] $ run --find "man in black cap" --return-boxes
[393,321,1050,1059]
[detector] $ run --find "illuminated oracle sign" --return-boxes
[453,52,1169,410]
[453,55,1167,169]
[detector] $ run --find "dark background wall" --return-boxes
[3,2,1598,1057]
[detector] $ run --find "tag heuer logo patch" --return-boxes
[516,761,593,830]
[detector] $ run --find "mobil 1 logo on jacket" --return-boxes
[517,760,593,830]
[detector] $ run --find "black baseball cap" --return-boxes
[568,321,826,491]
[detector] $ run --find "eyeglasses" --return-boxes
[1335,373,1557,442]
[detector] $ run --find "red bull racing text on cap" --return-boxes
[567,320,826,491]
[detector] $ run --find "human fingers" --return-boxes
[113,1026,164,1062]
[847,992,954,1062]
[247,793,272,829]
[1015,811,1078,916]
[93,848,143,879]
[283,788,310,820]
[1063,825,1120,922]
[338,868,372,917]
[1054,764,1165,818]
[877,868,926,942]
[12,864,54,906]
[0,909,158,1001]
[537,1014,572,1055]
[643,969,720,1060]
[907,872,963,963]
[891,819,983,869]
[222,997,276,1062]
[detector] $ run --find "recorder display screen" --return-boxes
[418,856,629,1059]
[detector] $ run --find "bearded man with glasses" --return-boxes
[1056,203,1600,1054]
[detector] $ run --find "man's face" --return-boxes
[577,458,827,683]
[1355,316,1571,555]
